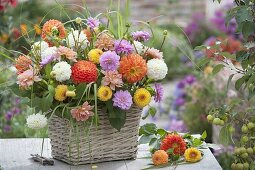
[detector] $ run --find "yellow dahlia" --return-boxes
[88,49,103,64]
[152,150,169,166]
[97,86,112,101]
[54,85,68,101]
[184,147,202,163]
[134,88,151,108]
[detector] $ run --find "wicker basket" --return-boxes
[48,106,142,165]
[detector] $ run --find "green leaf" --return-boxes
[197,58,211,67]
[242,21,255,39]
[219,124,232,146]
[212,64,225,75]
[220,52,236,60]
[45,63,52,79]
[8,83,31,98]
[73,83,87,99]
[236,51,249,62]
[139,134,155,145]
[149,138,160,150]
[142,107,157,120]
[201,131,207,140]
[106,101,126,131]
[235,76,248,90]
[193,138,203,147]
[246,74,255,87]
[194,45,207,51]
[226,74,235,91]
[139,123,157,136]
[149,107,156,117]
[166,148,174,154]
[156,128,167,137]
[235,6,253,24]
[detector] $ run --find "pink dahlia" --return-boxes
[145,48,163,59]
[71,101,94,121]
[132,31,151,42]
[17,67,41,90]
[57,46,77,62]
[112,90,133,110]
[101,70,123,90]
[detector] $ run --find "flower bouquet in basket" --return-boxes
[10,13,168,165]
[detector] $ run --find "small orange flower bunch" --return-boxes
[139,124,204,167]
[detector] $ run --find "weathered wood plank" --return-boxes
[0,138,222,170]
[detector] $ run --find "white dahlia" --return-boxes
[147,59,168,80]
[41,46,59,61]
[52,61,72,82]
[26,113,47,130]
[67,30,88,49]
[31,41,49,56]
[133,41,147,54]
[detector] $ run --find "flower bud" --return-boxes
[66,91,76,97]
[75,17,82,24]
[163,30,168,36]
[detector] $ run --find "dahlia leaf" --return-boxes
[139,134,156,145]
[156,128,167,138]
[201,131,207,140]
[106,101,126,131]
[139,123,157,136]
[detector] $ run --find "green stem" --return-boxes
[41,137,45,157]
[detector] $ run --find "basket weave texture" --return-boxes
[48,106,142,165]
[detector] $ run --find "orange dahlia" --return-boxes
[119,54,147,83]
[41,19,66,45]
[152,150,169,166]
[15,55,32,74]
[71,60,98,84]
[160,134,186,155]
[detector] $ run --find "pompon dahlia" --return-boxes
[133,88,151,108]
[88,49,103,64]
[147,59,168,81]
[52,61,72,82]
[41,19,66,45]
[119,54,147,83]
[160,134,186,155]
[71,60,98,84]
[97,86,112,101]
[15,55,32,74]
[152,150,169,166]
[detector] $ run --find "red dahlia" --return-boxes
[71,60,98,83]
[160,134,186,155]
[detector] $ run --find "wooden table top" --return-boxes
[0,138,222,170]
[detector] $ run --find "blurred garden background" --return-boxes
[0,0,244,169]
